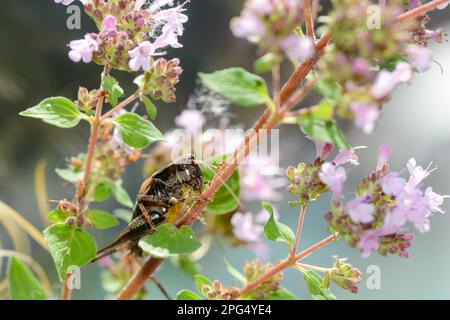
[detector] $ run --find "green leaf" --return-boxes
[139,224,201,258]
[8,257,47,300]
[171,256,201,277]
[43,224,97,281]
[199,68,270,108]
[298,103,349,149]
[262,202,295,246]
[202,156,240,215]
[266,287,297,300]
[55,168,84,183]
[19,97,84,128]
[378,55,408,71]
[301,270,337,300]
[102,75,124,107]
[254,53,281,73]
[194,274,213,297]
[176,289,202,300]
[87,210,119,229]
[109,180,134,208]
[91,182,111,202]
[141,96,157,120]
[224,259,247,285]
[47,209,69,223]
[306,73,341,100]
[113,112,164,150]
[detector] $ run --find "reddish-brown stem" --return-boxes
[236,234,339,298]
[397,0,448,21]
[303,0,314,39]
[101,91,140,120]
[291,206,307,257]
[62,272,72,300]
[82,93,104,189]
[272,64,281,104]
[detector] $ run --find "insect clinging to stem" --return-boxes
[92,154,212,262]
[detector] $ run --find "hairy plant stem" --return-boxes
[101,91,140,120]
[303,0,314,38]
[236,233,339,298]
[397,0,449,21]
[291,206,307,257]
[115,0,446,299]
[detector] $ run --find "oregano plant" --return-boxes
[1,0,449,302]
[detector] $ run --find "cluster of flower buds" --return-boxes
[56,0,188,75]
[408,0,447,45]
[76,86,101,115]
[286,141,359,207]
[321,145,448,258]
[201,280,240,300]
[243,260,283,299]
[230,0,315,65]
[322,256,362,293]
[320,0,442,134]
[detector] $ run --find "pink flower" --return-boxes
[153,4,189,37]
[377,145,391,170]
[381,172,406,196]
[231,211,264,242]
[405,158,435,190]
[174,109,205,135]
[314,141,334,161]
[405,44,432,72]
[230,12,266,40]
[240,155,284,202]
[101,15,117,34]
[424,187,447,214]
[347,197,375,224]
[280,36,315,63]
[350,103,380,134]
[319,163,347,202]
[359,230,381,258]
[333,148,360,167]
[68,34,99,63]
[128,41,154,72]
[148,0,176,12]
[372,62,412,99]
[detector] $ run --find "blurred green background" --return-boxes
[0,0,449,299]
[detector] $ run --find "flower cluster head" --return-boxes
[286,140,359,207]
[58,0,188,74]
[319,0,444,135]
[322,145,448,258]
[230,0,315,64]
[323,256,362,294]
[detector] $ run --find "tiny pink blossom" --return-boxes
[231,211,264,242]
[372,62,412,99]
[281,36,315,63]
[381,172,406,196]
[314,141,334,161]
[128,41,154,72]
[359,230,381,258]
[350,103,380,134]
[424,187,447,214]
[319,163,347,202]
[333,149,359,167]
[347,197,375,224]
[405,158,435,190]
[101,15,117,34]
[174,109,205,135]
[68,34,99,63]
[405,44,432,72]
[377,144,391,170]
[230,13,266,40]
